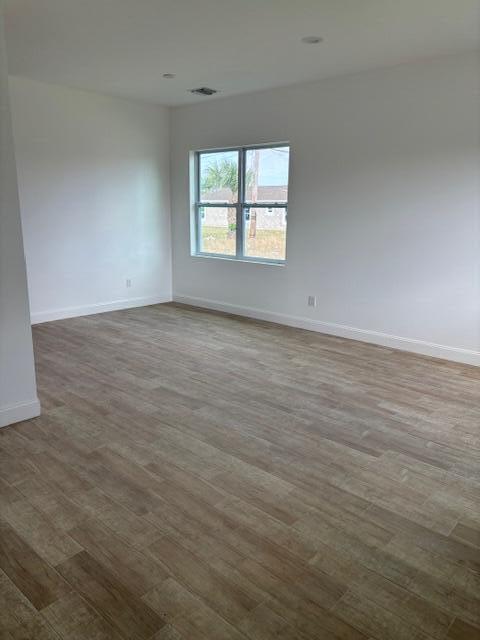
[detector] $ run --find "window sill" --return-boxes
[191,253,286,267]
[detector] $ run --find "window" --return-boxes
[193,144,290,263]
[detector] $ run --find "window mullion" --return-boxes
[237,147,246,259]
[194,153,201,254]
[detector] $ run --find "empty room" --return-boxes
[1,1,479,638]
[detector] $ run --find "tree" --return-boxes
[201,159,254,236]
[201,158,239,200]
[248,149,259,239]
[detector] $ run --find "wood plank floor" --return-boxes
[1,302,480,639]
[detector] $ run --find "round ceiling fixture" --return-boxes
[162,73,176,79]
[301,36,323,44]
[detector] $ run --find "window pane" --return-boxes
[199,150,239,203]
[199,207,237,255]
[244,207,287,261]
[245,146,289,203]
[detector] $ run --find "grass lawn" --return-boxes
[201,226,286,260]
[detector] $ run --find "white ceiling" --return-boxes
[4,0,479,106]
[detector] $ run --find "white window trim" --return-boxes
[191,143,289,265]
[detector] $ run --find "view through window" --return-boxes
[193,144,290,262]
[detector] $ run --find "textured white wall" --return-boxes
[9,76,172,323]
[0,8,39,427]
[170,54,480,365]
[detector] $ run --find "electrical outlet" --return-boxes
[308,295,316,308]
[126,279,132,288]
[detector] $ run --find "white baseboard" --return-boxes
[173,294,480,367]
[31,294,172,325]
[0,398,41,429]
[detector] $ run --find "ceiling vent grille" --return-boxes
[190,87,218,96]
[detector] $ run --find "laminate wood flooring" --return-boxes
[1,303,479,639]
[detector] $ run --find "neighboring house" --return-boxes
[202,185,287,230]
[203,186,287,202]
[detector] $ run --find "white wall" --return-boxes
[9,76,172,324]
[171,54,480,365]
[0,9,39,427]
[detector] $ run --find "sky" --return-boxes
[202,146,289,187]
[247,147,289,186]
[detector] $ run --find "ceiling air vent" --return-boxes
[190,87,218,96]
